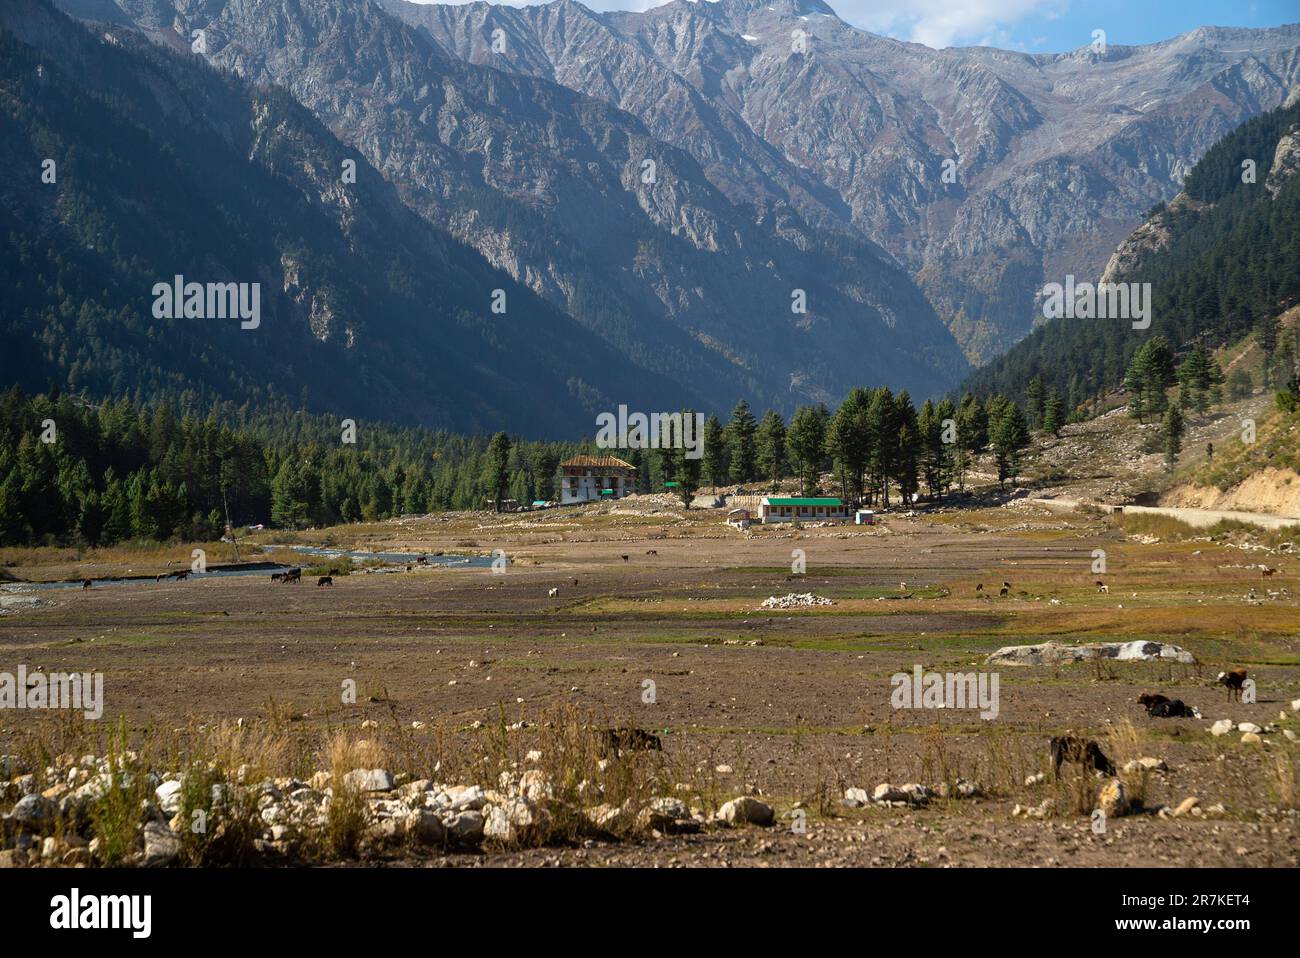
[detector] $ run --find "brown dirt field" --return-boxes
[3,503,1298,866]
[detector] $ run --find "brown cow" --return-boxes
[1218,668,1248,701]
[317,576,333,587]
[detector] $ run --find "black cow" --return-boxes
[601,728,662,757]
[1049,736,1115,778]
[1148,699,1197,718]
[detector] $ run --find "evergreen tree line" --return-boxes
[1,386,1044,547]
[695,387,1032,507]
[0,389,591,546]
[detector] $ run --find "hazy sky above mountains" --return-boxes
[411,0,1299,50]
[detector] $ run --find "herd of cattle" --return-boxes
[1052,668,1252,777]
[79,566,339,588]
[269,568,333,586]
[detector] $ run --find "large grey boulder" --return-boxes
[987,640,1195,666]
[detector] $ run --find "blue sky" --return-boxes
[838,0,1300,51]
[416,0,1300,50]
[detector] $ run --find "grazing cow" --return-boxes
[1049,736,1115,778]
[646,549,658,556]
[1096,580,1109,594]
[1137,693,1170,710]
[548,587,559,598]
[282,568,302,584]
[621,554,629,562]
[417,555,428,565]
[1149,699,1198,718]
[1218,668,1248,701]
[317,576,333,587]
[600,727,662,757]
[81,579,92,589]
[271,573,284,582]
[172,570,189,581]
[1138,693,1197,718]
[1260,566,1277,579]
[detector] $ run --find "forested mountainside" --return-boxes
[0,0,696,437]
[961,99,1300,412]
[52,0,968,411]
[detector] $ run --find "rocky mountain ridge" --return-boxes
[389,0,1300,361]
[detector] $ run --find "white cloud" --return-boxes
[834,0,1069,48]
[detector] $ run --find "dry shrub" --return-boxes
[323,731,387,775]
[198,718,295,781]
[319,730,381,858]
[1108,719,1150,808]
[1268,751,1297,810]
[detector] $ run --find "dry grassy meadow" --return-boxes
[2,496,1297,867]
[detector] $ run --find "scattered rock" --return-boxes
[1173,797,1199,817]
[1012,799,1053,819]
[141,822,180,867]
[440,784,485,811]
[717,796,774,826]
[936,779,981,799]
[759,593,833,610]
[155,779,184,815]
[7,794,56,829]
[872,782,932,806]
[343,768,394,792]
[584,804,624,830]
[443,810,485,844]
[1123,757,1168,774]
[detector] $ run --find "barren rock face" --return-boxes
[388,0,1300,362]
[61,0,969,410]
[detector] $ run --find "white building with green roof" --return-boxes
[759,497,850,523]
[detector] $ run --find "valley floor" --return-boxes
[2,499,1298,867]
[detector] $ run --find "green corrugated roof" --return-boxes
[764,497,844,507]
